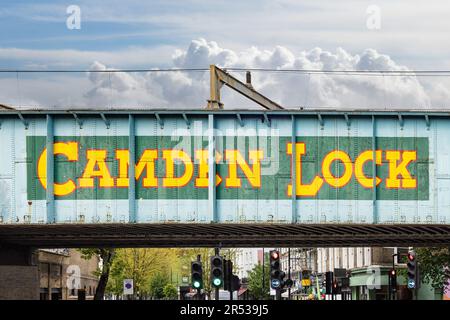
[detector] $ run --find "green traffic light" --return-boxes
[213,278,222,287]
[193,281,201,289]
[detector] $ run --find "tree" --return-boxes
[416,247,450,294]
[79,248,115,300]
[149,273,169,299]
[247,260,270,300]
[106,248,178,299]
[163,283,178,300]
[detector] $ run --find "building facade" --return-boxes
[38,249,100,300]
[234,248,264,279]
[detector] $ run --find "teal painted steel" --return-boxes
[372,115,377,224]
[291,115,297,223]
[0,110,447,226]
[128,114,136,223]
[46,115,54,223]
[208,114,217,223]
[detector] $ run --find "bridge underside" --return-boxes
[0,224,449,248]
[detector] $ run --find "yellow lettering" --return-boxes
[194,149,222,187]
[354,150,382,188]
[386,150,417,188]
[37,142,79,196]
[225,150,263,188]
[79,150,114,188]
[162,150,194,187]
[116,149,158,187]
[287,143,324,196]
[322,150,353,188]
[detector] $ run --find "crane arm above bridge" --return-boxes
[206,64,284,110]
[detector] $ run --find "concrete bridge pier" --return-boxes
[0,244,39,300]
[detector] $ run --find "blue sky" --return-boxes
[1,0,450,69]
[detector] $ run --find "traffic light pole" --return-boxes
[197,254,202,301]
[262,248,265,296]
[391,253,398,300]
[215,247,220,301]
[288,249,291,300]
[229,273,233,301]
[276,289,281,300]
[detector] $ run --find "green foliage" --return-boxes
[105,248,178,297]
[163,283,178,300]
[247,260,270,300]
[416,247,450,293]
[149,273,169,299]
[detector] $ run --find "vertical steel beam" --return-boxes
[128,114,136,223]
[291,115,297,223]
[208,114,217,222]
[372,115,378,224]
[207,65,223,109]
[46,115,54,223]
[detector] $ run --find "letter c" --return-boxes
[38,142,78,196]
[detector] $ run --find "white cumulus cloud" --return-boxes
[3,38,450,110]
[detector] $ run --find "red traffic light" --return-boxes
[270,251,279,260]
[407,252,415,261]
[390,269,396,276]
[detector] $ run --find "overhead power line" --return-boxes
[226,68,450,77]
[0,67,449,77]
[0,68,209,73]
[226,68,450,73]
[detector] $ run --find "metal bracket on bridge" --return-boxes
[398,113,404,130]
[263,113,271,127]
[317,113,324,130]
[344,113,351,129]
[236,113,244,127]
[425,114,430,130]
[155,113,164,129]
[100,113,110,129]
[17,112,29,130]
[182,113,190,129]
[71,112,83,129]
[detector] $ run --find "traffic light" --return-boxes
[407,250,416,289]
[210,255,224,288]
[389,269,397,290]
[325,271,334,294]
[332,280,338,294]
[191,260,203,290]
[270,250,284,289]
[231,275,241,292]
[223,259,233,291]
[285,278,294,288]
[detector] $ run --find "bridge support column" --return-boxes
[0,245,39,300]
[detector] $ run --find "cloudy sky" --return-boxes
[0,0,449,109]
